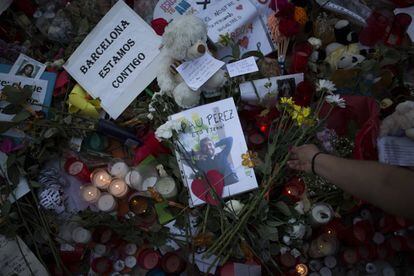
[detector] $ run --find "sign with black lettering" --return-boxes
[64,0,161,119]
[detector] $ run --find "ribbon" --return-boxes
[68,84,101,118]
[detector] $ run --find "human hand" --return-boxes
[287,144,320,173]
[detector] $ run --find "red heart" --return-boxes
[236,4,243,10]
[190,170,224,206]
[238,36,249,49]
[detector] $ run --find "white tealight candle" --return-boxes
[125,170,143,189]
[141,176,158,191]
[110,161,130,179]
[91,169,112,189]
[125,256,137,268]
[72,227,92,244]
[124,243,137,255]
[113,260,125,272]
[109,178,129,198]
[97,193,118,212]
[94,244,107,256]
[154,165,177,199]
[310,203,334,226]
[81,185,101,203]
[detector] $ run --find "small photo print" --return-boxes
[277,77,296,98]
[9,54,46,79]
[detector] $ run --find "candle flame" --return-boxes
[295,264,308,275]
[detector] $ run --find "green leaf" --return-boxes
[232,45,240,59]
[2,104,22,115]
[241,50,264,60]
[275,201,292,216]
[30,181,41,188]
[266,220,286,227]
[7,165,20,186]
[1,201,11,216]
[12,110,31,122]
[2,85,32,105]
[0,122,15,133]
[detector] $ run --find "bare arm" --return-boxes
[288,144,414,219]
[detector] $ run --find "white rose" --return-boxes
[224,200,245,216]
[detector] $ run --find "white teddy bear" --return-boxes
[380,101,414,140]
[156,15,227,108]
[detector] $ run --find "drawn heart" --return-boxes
[238,36,249,49]
[236,4,243,10]
[191,170,224,206]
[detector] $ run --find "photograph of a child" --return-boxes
[9,53,45,79]
[277,77,296,98]
[193,136,239,186]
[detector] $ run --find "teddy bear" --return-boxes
[380,101,414,140]
[156,15,227,108]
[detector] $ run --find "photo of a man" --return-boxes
[195,136,239,186]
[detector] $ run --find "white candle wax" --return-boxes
[319,267,332,276]
[94,244,107,256]
[91,169,112,189]
[72,227,92,244]
[68,161,84,175]
[141,176,158,191]
[81,185,101,203]
[109,178,129,198]
[97,193,118,212]
[125,170,143,189]
[155,178,177,199]
[110,161,130,179]
[113,260,125,272]
[310,203,333,226]
[125,256,137,268]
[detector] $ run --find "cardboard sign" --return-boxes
[64,0,162,119]
[196,0,258,43]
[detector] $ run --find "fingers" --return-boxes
[287,160,307,171]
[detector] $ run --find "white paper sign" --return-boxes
[394,7,414,42]
[64,0,161,119]
[196,0,258,43]
[0,73,48,121]
[0,235,48,276]
[378,136,414,166]
[176,53,224,91]
[226,56,258,77]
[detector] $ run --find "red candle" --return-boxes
[91,257,113,274]
[384,13,412,46]
[65,158,91,182]
[290,42,313,74]
[341,248,358,265]
[161,252,186,273]
[282,177,305,202]
[137,249,161,270]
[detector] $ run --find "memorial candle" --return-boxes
[81,185,101,203]
[91,168,112,189]
[72,227,92,244]
[109,161,130,179]
[310,203,334,226]
[154,165,177,199]
[109,178,129,198]
[97,193,117,212]
[65,158,91,182]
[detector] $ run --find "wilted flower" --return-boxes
[325,94,346,108]
[316,79,336,94]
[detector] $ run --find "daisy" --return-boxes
[325,94,346,108]
[316,79,336,94]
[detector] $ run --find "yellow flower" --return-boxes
[280,97,294,106]
[242,151,259,168]
[291,105,311,126]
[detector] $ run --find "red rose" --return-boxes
[278,18,300,37]
[151,18,169,36]
[276,2,295,18]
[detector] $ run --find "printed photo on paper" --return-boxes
[9,53,46,79]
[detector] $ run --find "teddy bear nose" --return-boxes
[197,44,206,54]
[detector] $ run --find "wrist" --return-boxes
[311,152,324,175]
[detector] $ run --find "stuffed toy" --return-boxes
[156,15,227,108]
[380,101,414,140]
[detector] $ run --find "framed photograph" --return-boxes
[9,53,46,79]
[170,98,258,207]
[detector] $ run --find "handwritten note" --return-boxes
[196,0,258,43]
[226,56,258,77]
[0,235,48,275]
[176,53,224,91]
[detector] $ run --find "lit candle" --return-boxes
[72,227,92,244]
[81,185,101,203]
[308,233,339,258]
[91,169,112,189]
[310,203,334,226]
[109,161,130,179]
[154,165,177,199]
[109,178,129,198]
[295,264,309,276]
[97,193,118,212]
[125,170,143,190]
[282,177,305,202]
[65,158,91,182]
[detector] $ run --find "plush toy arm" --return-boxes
[156,54,177,92]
